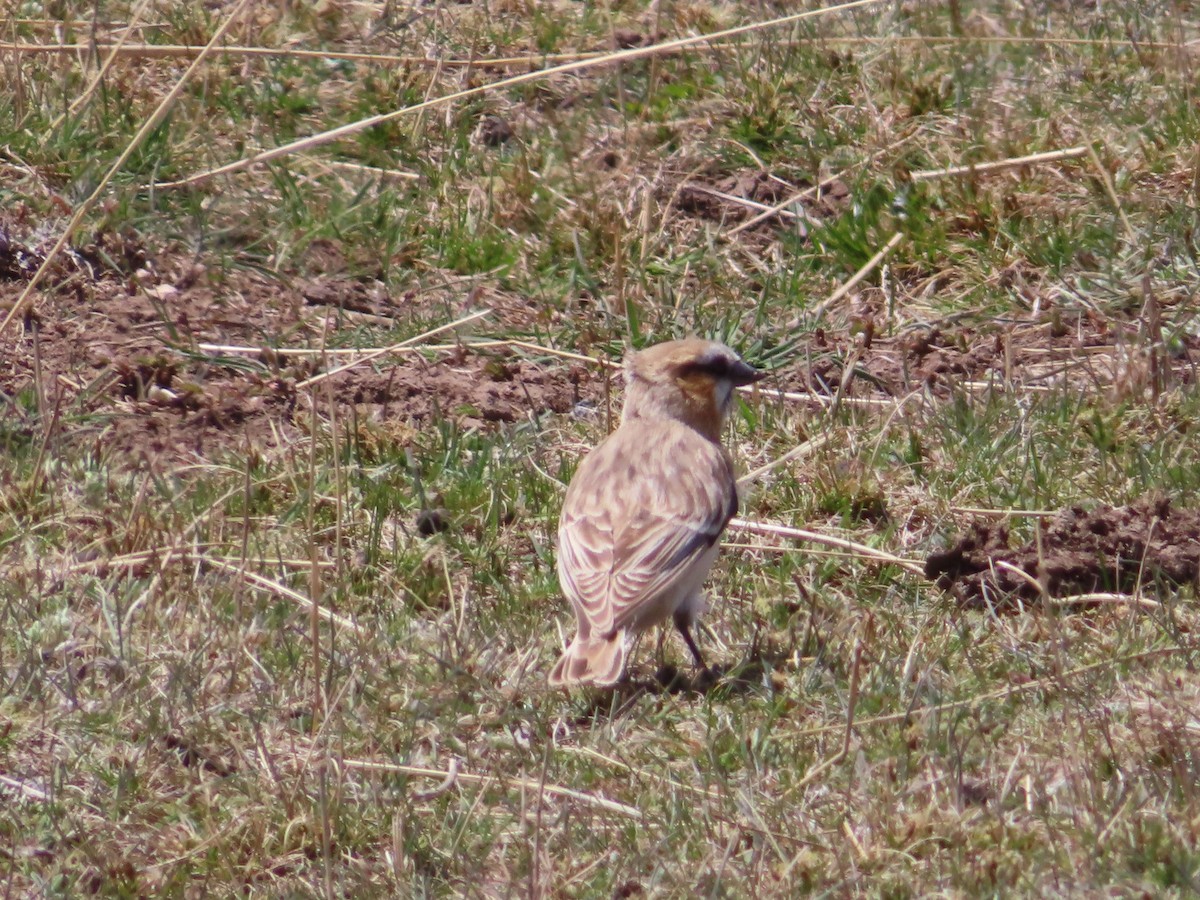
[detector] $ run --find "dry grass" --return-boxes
[3,0,1200,895]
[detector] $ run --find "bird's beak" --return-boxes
[730,360,767,387]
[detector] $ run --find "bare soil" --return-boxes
[784,316,1200,399]
[671,169,851,233]
[926,497,1200,608]
[0,227,589,467]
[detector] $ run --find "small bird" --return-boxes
[549,338,765,687]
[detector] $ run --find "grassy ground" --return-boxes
[3,0,1200,895]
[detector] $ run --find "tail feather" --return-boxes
[548,632,626,687]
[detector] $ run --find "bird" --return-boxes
[548,337,765,687]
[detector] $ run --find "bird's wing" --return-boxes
[557,424,737,638]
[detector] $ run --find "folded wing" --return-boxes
[557,424,737,639]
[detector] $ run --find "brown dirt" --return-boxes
[671,170,851,232]
[925,498,1200,608]
[781,315,1200,399]
[5,221,1195,470]
[329,353,588,431]
[0,226,590,468]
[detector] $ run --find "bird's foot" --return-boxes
[653,663,722,694]
[692,665,721,693]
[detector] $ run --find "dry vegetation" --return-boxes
[2,0,1200,895]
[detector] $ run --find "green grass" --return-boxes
[3,0,1200,896]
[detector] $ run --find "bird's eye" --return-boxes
[696,356,731,378]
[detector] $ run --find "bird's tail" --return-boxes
[548,632,626,687]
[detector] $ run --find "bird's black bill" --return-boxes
[729,359,767,386]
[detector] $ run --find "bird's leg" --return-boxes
[653,629,667,666]
[673,610,709,672]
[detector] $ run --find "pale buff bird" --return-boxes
[548,338,764,687]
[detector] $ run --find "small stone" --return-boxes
[146,284,179,301]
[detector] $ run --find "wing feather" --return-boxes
[557,421,737,638]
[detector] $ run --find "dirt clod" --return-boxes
[416,507,450,536]
[475,115,514,147]
[612,28,648,49]
[926,498,1200,608]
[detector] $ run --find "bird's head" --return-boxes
[622,338,765,440]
